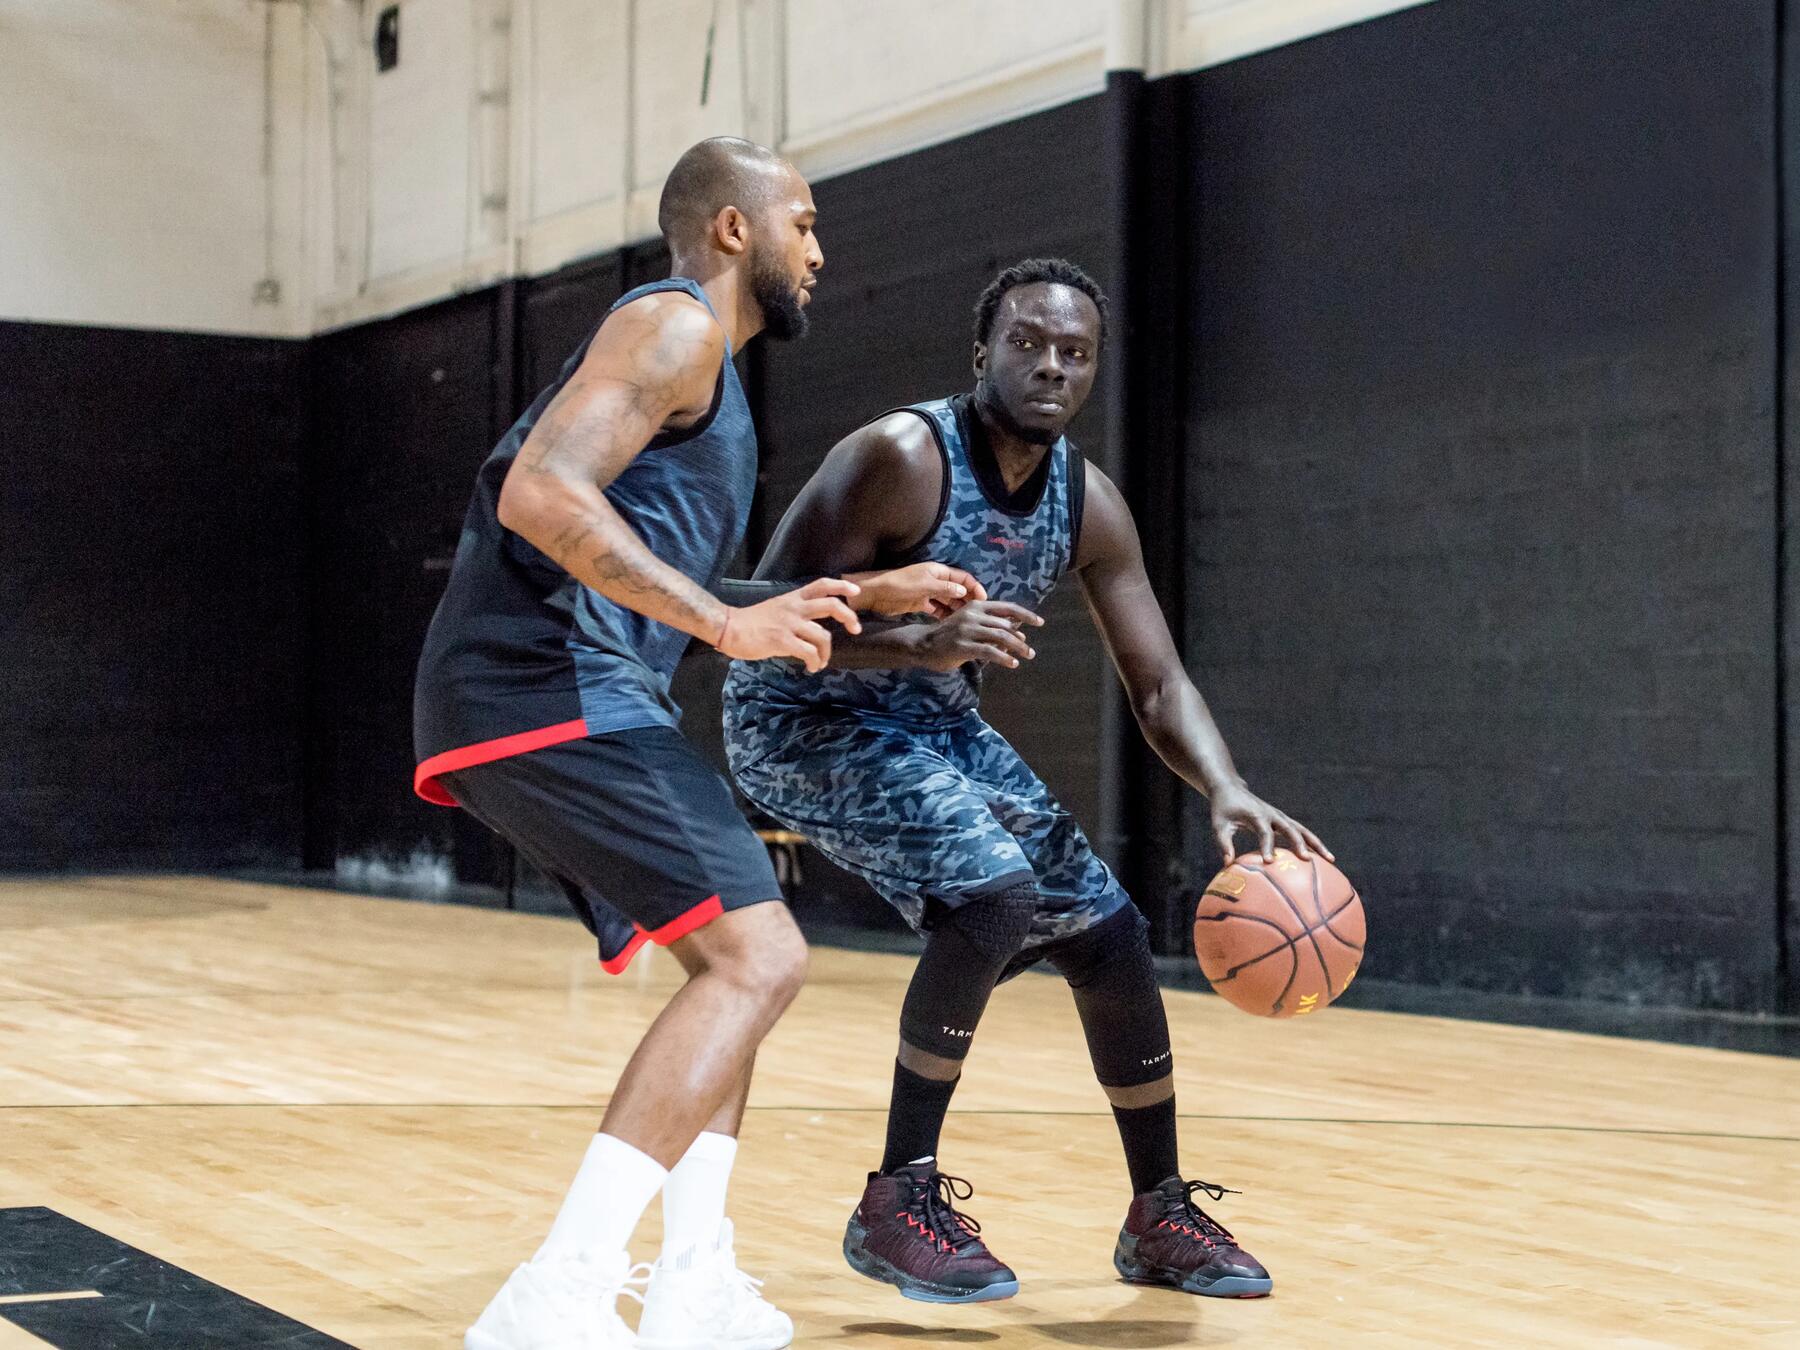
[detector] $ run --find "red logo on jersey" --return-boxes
[987,535,1027,552]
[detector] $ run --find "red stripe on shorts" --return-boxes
[413,718,590,806]
[598,895,726,976]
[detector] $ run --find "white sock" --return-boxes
[534,1132,668,1262]
[660,1130,739,1265]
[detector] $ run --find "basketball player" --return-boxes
[721,259,1328,1303]
[413,138,981,1350]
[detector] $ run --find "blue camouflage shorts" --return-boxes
[725,703,1128,949]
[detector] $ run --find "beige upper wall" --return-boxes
[0,0,1436,337]
[0,0,306,336]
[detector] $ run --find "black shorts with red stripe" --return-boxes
[439,725,784,972]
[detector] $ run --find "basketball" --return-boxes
[1193,849,1366,1018]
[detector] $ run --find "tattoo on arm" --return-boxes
[499,296,731,641]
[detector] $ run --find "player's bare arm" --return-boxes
[497,291,858,670]
[1075,461,1330,864]
[752,415,1012,662]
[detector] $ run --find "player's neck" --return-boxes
[667,260,762,348]
[970,393,1052,492]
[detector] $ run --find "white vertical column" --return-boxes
[470,0,514,256]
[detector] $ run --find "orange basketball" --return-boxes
[1193,848,1366,1018]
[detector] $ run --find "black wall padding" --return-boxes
[303,292,514,890]
[1,322,306,870]
[1181,0,1780,1008]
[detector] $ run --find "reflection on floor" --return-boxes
[4,875,1793,1348]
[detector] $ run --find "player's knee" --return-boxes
[947,879,1038,963]
[760,922,810,1008]
[1049,905,1154,990]
[672,899,807,1006]
[1047,907,1172,1089]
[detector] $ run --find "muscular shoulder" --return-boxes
[841,411,944,493]
[804,411,944,551]
[581,290,725,415]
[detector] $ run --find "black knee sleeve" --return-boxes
[944,880,1038,960]
[1044,906,1173,1088]
[899,881,1038,1060]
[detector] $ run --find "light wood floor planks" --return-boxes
[0,876,1795,1347]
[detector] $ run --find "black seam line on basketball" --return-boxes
[1239,863,1330,1010]
[1317,892,1365,953]
[1306,854,1359,987]
[1310,862,1365,959]
[1219,875,1365,958]
[6,1102,1791,1143]
[1194,910,1300,980]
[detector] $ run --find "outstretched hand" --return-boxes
[914,600,1045,672]
[1210,780,1333,864]
[847,562,988,618]
[714,577,861,672]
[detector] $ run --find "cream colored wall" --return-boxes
[0,1,1442,336]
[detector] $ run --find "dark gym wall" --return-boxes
[1178,0,1781,1008]
[1,321,305,871]
[303,290,523,889]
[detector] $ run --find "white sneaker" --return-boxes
[465,1248,640,1350]
[635,1220,794,1350]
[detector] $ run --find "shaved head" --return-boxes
[657,136,791,250]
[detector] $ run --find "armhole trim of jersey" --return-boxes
[1067,444,1089,568]
[646,359,726,451]
[871,406,952,558]
[602,282,727,453]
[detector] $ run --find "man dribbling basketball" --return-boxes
[721,259,1328,1303]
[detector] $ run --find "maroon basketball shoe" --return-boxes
[1113,1178,1273,1298]
[843,1164,1020,1303]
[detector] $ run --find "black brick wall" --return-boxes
[1180,0,1781,1008]
[304,292,515,889]
[0,322,306,870]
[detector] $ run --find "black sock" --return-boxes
[881,1060,960,1173]
[1112,1096,1179,1195]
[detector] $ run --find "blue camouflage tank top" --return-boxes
[725,393,1083,729]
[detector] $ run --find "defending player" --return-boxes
[722,258,1328,1303]
[414,138,978,1350]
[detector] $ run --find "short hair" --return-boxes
[972,257,1109,348]
[657,137,788,249]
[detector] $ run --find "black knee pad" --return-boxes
[898,882,1039,1060]
[1044,906,1173,1088]
[943,880,1038,962]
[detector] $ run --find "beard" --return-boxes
[749,250,809,341]
[975,379,1060,445]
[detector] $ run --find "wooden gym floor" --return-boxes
[0,876,1795,1348]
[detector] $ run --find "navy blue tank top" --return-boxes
[414,278,757,804]
[724,393,1083,730]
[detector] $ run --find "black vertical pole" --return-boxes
[1777,0,1795,1012]
[1102,65,1197,954]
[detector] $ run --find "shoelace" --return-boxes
[719,1257,767,1303]
[619,1261,654,1306]
[1168,1180,1241,1246]
[903,1172,985,1253]
[634,1250,769,1303]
